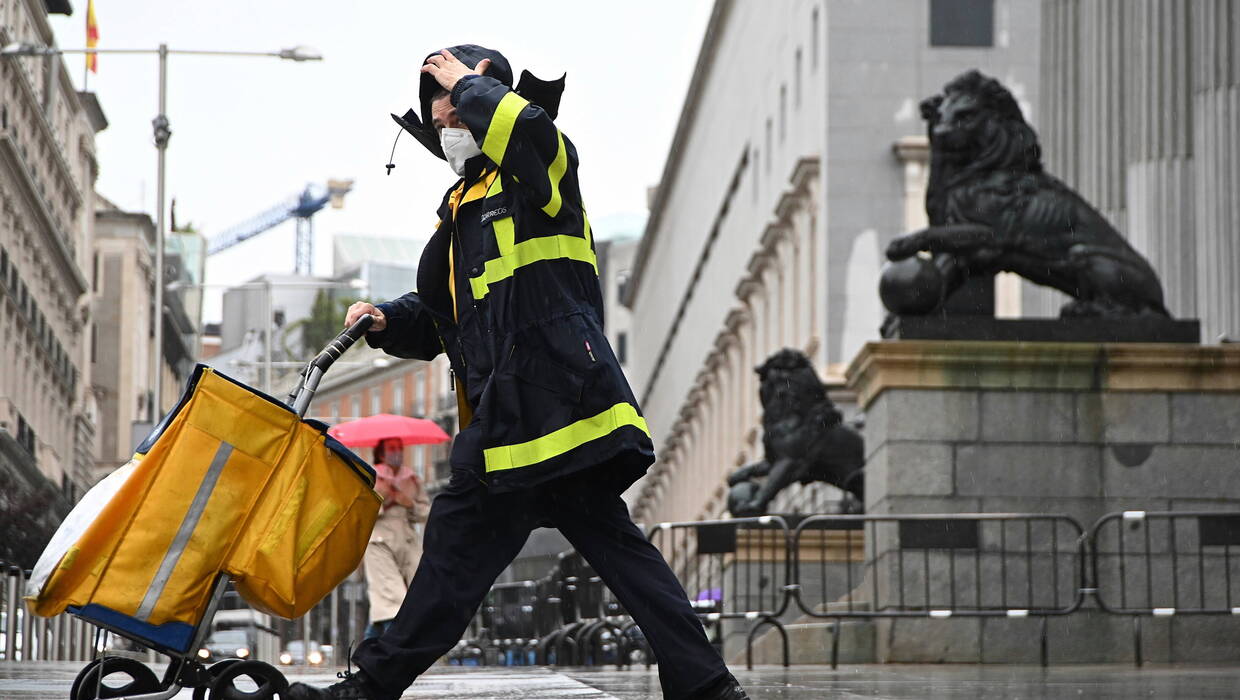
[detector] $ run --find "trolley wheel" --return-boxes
[69,659,101,700]
[72,657,162,699]
[189,659,246,700]
[207,660,288,700]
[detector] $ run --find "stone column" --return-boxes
[1192,0,1240,342]
[1124,0,1196,318]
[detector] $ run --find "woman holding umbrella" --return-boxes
[363,436,431,639]
[327,414,449,639]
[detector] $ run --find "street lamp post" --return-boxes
[1,41,322,420]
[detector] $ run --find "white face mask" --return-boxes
[439,127,482,176]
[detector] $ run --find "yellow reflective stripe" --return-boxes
[469,234,598,299]
[487,173,504,197]
[484,402,650,472]
[482,92,529,165]
[542,131,568,217]
[494,216,515,256]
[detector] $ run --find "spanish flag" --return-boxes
[85,0,99,73]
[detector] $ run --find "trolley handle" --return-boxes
[311,314,375,373]
[285,314,375,416]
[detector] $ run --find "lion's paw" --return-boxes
[885,236,922,261]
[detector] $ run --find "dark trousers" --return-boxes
[352,463,728,699]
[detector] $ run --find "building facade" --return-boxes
[0,0,105,493]
[625,0,1042,525]
[92,204,156,475]
[91,199,197,476]
[596,237,638,385]
[0,0,106,562]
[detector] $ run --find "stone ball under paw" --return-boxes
[726,480,761,517]
[880,257,945,314]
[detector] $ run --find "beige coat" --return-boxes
[363,464,430,623]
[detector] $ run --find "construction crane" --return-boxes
[207,179,354,275]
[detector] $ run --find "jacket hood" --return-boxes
[390,44,565,161]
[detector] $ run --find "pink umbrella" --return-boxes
[327,413,451,448]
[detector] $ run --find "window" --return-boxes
[751,148,760,202]
[811,7,820,71]
[351,396,361,420]
[413,446,425,479]
[794,49,803,109]
[393,381,404,416]
[930,0,994,47]
[765,119,772,172]
[617,331,628,365]
[371,388,381,415]
[330,402,340,424]
[779,84,787,143]
[415,372,426,416]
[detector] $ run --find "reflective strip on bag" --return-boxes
[136,441,234,621]
[483,402,650,472]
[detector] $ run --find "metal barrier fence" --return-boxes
[454,551,643,669]
[1088,510,1240,666]
[9,510,1240,670]
[790,514,1087,668]
[1,562,94,663]
[454,511,1240,670]
[647,516,794,669]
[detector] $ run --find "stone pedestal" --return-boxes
[846,340,1240,663]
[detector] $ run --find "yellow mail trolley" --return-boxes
[26,317,382,699]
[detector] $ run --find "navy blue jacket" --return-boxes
[367,51,653,494]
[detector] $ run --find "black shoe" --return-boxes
[695,673,751,700]
[285,671,375,700]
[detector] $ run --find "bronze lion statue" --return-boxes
[883,70,1168,318]
[726,349,865,517]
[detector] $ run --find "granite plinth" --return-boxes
[841,339,1240,664]
[882,317,1201,344]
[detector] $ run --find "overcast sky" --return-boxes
[47,0,712,321]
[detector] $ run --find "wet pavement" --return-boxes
[4,662,1240,698]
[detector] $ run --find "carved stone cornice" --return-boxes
[746,250,774,278]
[734,275,763,303]
[703,348,724,374]
[788,155,822,191]
[774,190,801,222]
[892,135,930,165]
[760,222,789,252]
[725,307,750,332]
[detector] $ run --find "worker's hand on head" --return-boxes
[345,301,386,332]
[421,49,491,93]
